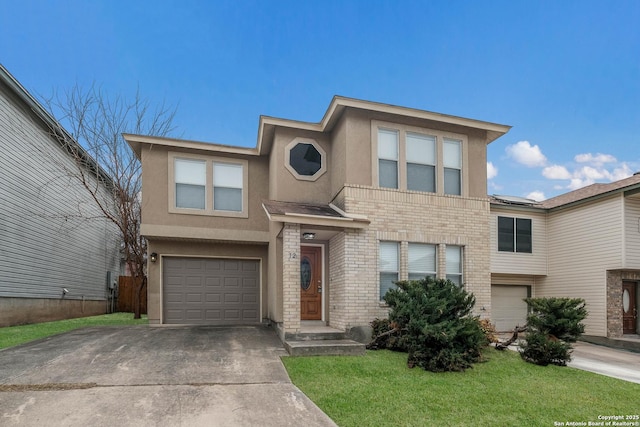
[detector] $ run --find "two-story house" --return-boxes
[490,175,640,338]
[125,96,511,342]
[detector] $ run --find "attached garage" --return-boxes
[163,257,260,325]
[491,285,530,332]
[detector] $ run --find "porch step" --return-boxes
[284,339,366,356]
[289,331,347,341]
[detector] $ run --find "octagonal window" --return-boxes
[285,138,327,181]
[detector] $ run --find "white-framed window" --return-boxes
[169,152,248,218]
[213,162,243,212]
[498,216,532,253]
[378,129,399,189]
[379,241,399,300]
[406,133,436,193]
[408,243,437,281]
[446,245,463,286]
[443,139,461,196]
[373,121,466,196]
[175,158,206,210]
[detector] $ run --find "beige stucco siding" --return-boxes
[624,196,640,268]
[140,145,270,238]
[490,208,548,276]
[537,195,623,336]
[268,128,332,203]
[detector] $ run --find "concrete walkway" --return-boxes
[0,325,337,427]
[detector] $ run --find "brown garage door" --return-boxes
[163,257,260,325]
[491,285,530,332]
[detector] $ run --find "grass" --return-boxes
[0,313,148,350]
[282,348,640,427]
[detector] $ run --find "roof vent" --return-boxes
[634,171,640,176]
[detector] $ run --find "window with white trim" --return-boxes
[378,129,399,189]
[379,241,399,300]
[175,158,206,210]
[443,139,461,196]
[169,153,248,218]
[406,133,436,192]
[213,162,243,212]
[408,243,437,281]
[446,245,463,286]
[498,216,532,253]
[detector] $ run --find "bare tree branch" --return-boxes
[41,83,177,318]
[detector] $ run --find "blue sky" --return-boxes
[2,0,639,200]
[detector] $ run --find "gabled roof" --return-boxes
[257,96,511,155]
[125,95,512,158]
[539,174,640,209]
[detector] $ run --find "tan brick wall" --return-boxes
[282,223,301,334]
[606,270,640,337]
[328,184,491,331]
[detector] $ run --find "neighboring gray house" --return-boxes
[0,64,121,326]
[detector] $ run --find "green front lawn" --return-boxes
[0,313,148,350]
[283,349,640,427]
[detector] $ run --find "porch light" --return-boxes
[150,252,158,263]
[302,232,316,240]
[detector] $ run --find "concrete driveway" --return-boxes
[0,325,337,427]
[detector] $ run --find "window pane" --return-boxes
[379,159,398,189]
[444,168,461,195]
[378,129,398,160]
[446,245,463,286]
[214,163,243,188]
[214,187,242,212]
[446,245,462,275]
[408,243,436,274]
[175,159,206,185]
[516,218,532,253]
[406,133,435,165]
[289,143,322,176]
[498,216,515,252]
[407,163,435,192]
[379,242,399,271]
[443,139,461,169]
[176,183,205,209]
[379,272,399,300]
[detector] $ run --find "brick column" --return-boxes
[282,223,301,335]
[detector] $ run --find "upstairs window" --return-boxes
[443,139,461,196]
[379,241,399,300]
[406,133,436,192]
[213,162,243,212]
[378,129,399,189]
[498,216,532,253]
[175,158,206,210]
[408,243,437,281]
[170,153,248,218]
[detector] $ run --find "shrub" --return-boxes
[520,297,587,366]
[379,277,487,372]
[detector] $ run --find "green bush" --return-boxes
[378,277,487,372]
[520,297,587,366]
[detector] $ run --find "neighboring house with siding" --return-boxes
[490,175,640,338]
[125,96,511,343]
[0,64,121,326]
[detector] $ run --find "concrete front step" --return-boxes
[284,339,366,356]
[288,331,347,341]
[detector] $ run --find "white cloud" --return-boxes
[505,141,547,167]
[526,191,546,201]
[576,165,608,180]
[610,163,633,181]
[542,165,571,180]
[568,178,594,190]
[487,162,498,179]
[575,153,617,166]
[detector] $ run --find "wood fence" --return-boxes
[117,276,147,314]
